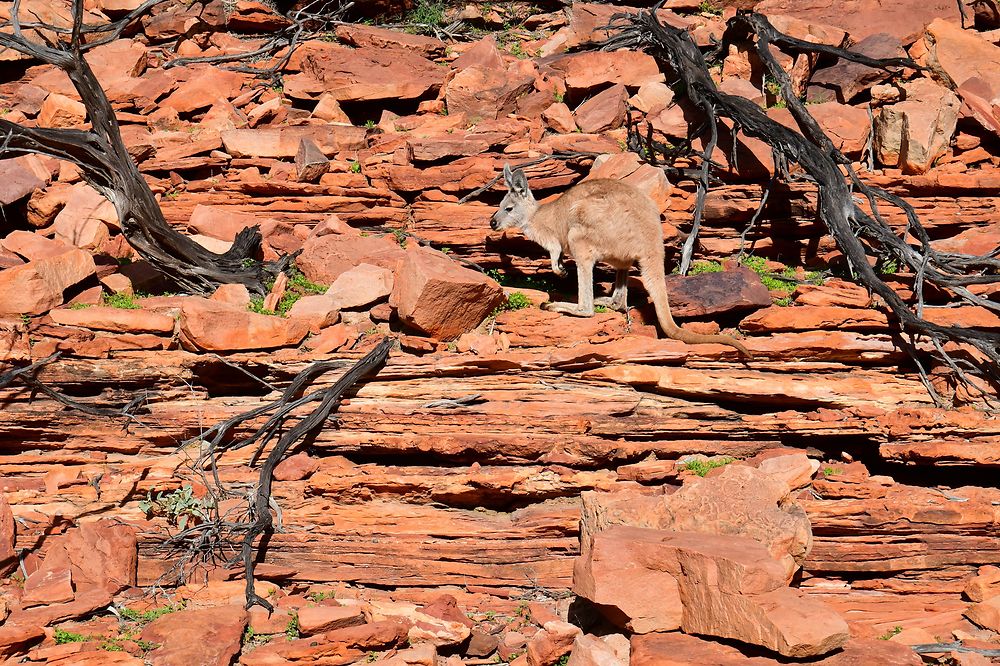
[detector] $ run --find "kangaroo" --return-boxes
[490,164,752,358]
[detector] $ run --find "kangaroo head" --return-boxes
[491,164,537,231]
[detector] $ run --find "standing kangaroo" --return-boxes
[490,165,752,358]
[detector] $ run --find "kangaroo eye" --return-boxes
[505,204,514,212]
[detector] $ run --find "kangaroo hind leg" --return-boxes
[543,256,596,317]
[594,269,629,311]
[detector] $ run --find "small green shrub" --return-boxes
[54,628,88,644]
[364,120,376,129]
[680,456,736,477]
[594,305,608,313]
[69,302,93,310]
[119,603,184,624]
[878,626,903,640]
[688,260,724,275]
[138,484,212,532]
[285,613,300,640]
[698,0,722,15]
[350,160,362,173]
[102,292,141,309]
[823,467,843,476]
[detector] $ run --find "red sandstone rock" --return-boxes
[965,565,1000,602]
[292,43,445,102]
[740,305,889,332]
[923,19,1000,137]
[221,126,366,159]
[334,23,445,57]
[574,84,628,133]
[49,307,175,334]
[141,604,247,666]
[327,263,394,310]
[0,622,45,661]
[390,246,505,340]
[296,234,406,285]
[298,604,366,636]
[811,33,906,102]
[875,78,960,174]
[546,51,664,92]
[526,620,581,666]
[0,158,45,205]
[178,298,309,351]
[1,230,73,262]
[542,102,577,133]
[445,65,535,123]
[34,520,137,596]
[0,248,96,316]
[39,93,86,128]
[22,567,75,606]
[227,0,292,32]
[160,67,244,114]
[755,0,960,43]
[566,633,625,666]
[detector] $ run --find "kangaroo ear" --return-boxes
[511,168,529,194]
[502,163,514,187]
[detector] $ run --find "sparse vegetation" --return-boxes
[118,603,184,624]
[69,302,92,310]
[350,160,362,173]
[687,260,724,275]
[823,467,843,476]
[698,0,722,15]
[878,626,903,640]
[54,628,89,644]
[680,456,736,477]
[364,120,376,129]
[138,484,213,532]
[285,613,300,640]
[406,0,446,32]
[491,291,532,318]
[594,305,608,313]
[102,292,141,309]
[392,229,408,248]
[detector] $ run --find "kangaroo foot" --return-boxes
[594,296,627,312]
[543,301,593,317]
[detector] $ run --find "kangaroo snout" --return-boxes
[489,214,500,231]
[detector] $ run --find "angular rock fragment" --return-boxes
[178,298,310,351]
[0,249,96,316]
[295,137,330,183]
[875,78,960,174]
[390,246,505,340]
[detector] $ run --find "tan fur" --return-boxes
[492,170,752,358]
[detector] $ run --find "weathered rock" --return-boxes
[965,595,1000,631]
[0,493,14,577]
[160,67,244,114]
[574,84,628,133]
[295,137,330,183]
[297,234,406,285]
[293,43,445,102]
[965,565,1000,602]
[286,295,340,332]
[662,267,771,319]
[334,23,445,57]
[178,298,309,351]
[0,158,45,205]
[566,633,625,666]
[0,622,45,661]
[542,102,577,133]
[445,65,535,123]
[923,18,1000,137]
[227,0,293,32]
[811,33,906,102]
[740,305,889,332]
[581,464,813,566]
[390,246,505,340]
[141,605,247,666]
[22,567,75,606]
[575,526,847,657]
[49,307,176,334]
[298,604,366,636]
[526,620,581,666]
[545,51,664,92]
[33,520,137,596]
[1,230,73,262]
[755,0,960,43]
[0,249,96,316]
[327,263,394,310]
[221,126,367,159]
[38,93,86,128]
[875,77,960,173]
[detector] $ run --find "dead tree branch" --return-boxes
[602,5,1000,406]
[0,0,293,295]
[164,339,393,611]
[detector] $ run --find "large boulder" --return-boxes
[141,605,247,666]
[810,33,905,102]
[544,51,664,92]
[28,520,137,597]
[754,0,960,43]
[291,43,445,102]
[390,246,504,341]
[178,298,310,351]
[0,248,96,315]
[575,526,848,657]
[574,84,628,133]
[445,64,535,123]
[296,234,406,285]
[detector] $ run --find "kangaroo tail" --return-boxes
[640,261,754,359]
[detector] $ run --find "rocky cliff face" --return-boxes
[1,0,999,664]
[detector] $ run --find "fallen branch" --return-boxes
[166,339,393,611]
[602,5,1000,406]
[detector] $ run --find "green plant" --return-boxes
[350,160,362,173]
[407,0,446,30]
[594,305,608,313]
[392,229,408,248]
[287,268,326,295]
[680,456,735,477]
[102,292,141,309]
[119,603,183,624]
[54,628,89,644]
[878,257,900,275]
[285,613,300,640]
[508,42,527,59]
[248,296,272,315]
[878,626,903,640]
[100,639,125,652]
[367,652,379,663]
[243,626,256,644]
[698,0,722,15]
[307,590,336,602]
[773,296,792,307]
[138,484,213,532]
[490,292,532,319]
[740,256,798,293]
[553,90,564,103]
[556,656,570,666]
[823,467,843,476]
[241,257,256,269]
[687,260,724,275]
[365,120,376,129]
[440,246,452,254]
[69,302,93,310]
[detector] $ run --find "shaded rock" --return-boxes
[227,0,293,32]
[875,78,960,174]
[466,630,500,657]
[178,298,310,351]
[297,234,405,285]
[574,84,628,133]
[49,307,176,334]
[769,102,872,157]
[663,267,771,319]
[390,246,505,340]
[327,263,394,309]
[0,249,96,316]
[141,604,247,666]
[51,183,117,249]
[811,33,905,102]
[298,604,366,636]
[965,595,1000,631]
[542,102,577,133]
[0,158,45,205]
[0,622,45,661]
[295,137,330,183]
[0,493,14,576]
[453,36,505,71]
[334,23,445,57]
[445,65,535,123]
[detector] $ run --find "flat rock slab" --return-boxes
[664,267,771,319]
[141,604,247,666]
[50,306,176,334]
